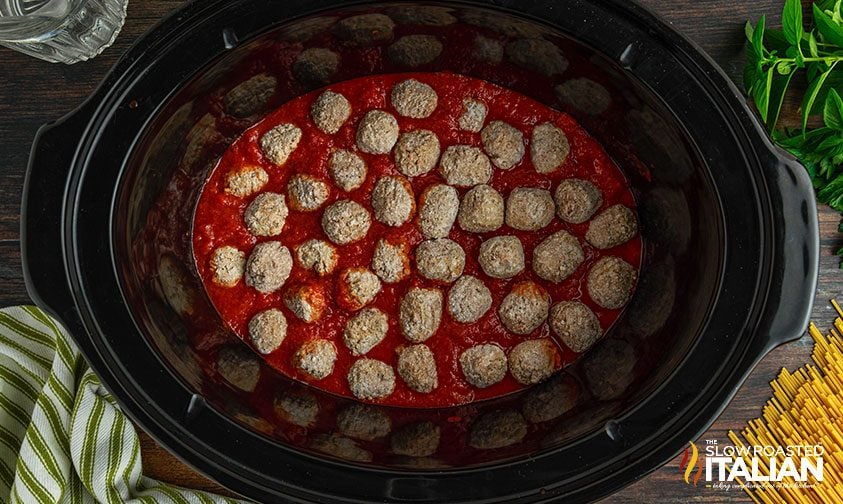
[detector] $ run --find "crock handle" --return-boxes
[756,149,820,353]
[21,103,94,322]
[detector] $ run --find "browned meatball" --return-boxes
[460,344,507,388]
[224,165,268,197]
[418,184,459,239]
[399,287,443,343]
[587,256,637,309]
[585,204,638,249]
[287,174,329,212]
[343,308,388,356]
[439,145,492,186]
[372,176,415,226]
[310,90,351,134]
[329,149,367,192]
[260,123,302,166]
[478,236,525,279]
[321,200,371,245]
[508,339,560,385]
[244,192,288,237]
[458,98,488,132]
[284,283,328,323]
[415,239,465,283]
[458,184,504,233]
[397,344,438,393]
[531,123,570,174]
[532,231,584,283]
[292,339,337,379]
[371,238,410,284]
[394,129,440,177]
[245,241,292,293]
[549,301,601,353]
[498,281,550,335]
[481,120,524,170]
[554,179,602,224]
[505,187,554,231]
[390,79,439,117]
[347,359,396,400]
[357,110,399,154]
[210,246,245,287]
[248,308,287,354]
[295,239,337,276]
[448,275,492,323]
[338,268,382,311]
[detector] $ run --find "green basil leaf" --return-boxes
[783,0,804,45]
[753,15,767,55]
[824,89,843,130]
[809,32,820,58]
[802,62,839,132]
[814,4,843,46]
[765,28,793,52]
[755,66,774,123]
[745,20,754,42]
[817,175,843,211]
[767,72,795,130]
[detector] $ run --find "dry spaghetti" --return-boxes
[728,300,843,503]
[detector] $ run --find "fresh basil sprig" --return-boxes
[745,0,843,265]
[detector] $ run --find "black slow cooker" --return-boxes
[21,0,819,502]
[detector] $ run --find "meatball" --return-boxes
[522,374,580,423]
[310,434,372,462]
[332,13,395,46]
[505,187,555,231]
[397,344,438,393]
[244,192,288,237]
[248,308,287,354]
[478,236,525,279]
[481,120,524,170]
[385,5,456,26]
[448,275,493,323]
[292,339,337,379]
[469,410,528,449]
[554,179,602,224]
[284,283,328,323]
[508,339,560,385]
[391,79,438,120]
[418,184,459,239]
[343,308,388,356]
[549,301,601,353]
[587,256,637,309]
[224,74,277,118]
[287,174,329,212]
[458,184,504,233]
[357,110,399,154]
[224,165,268,197]
[498,281,550,335]
[322,200,371,244]
[210,246,245,287]
[438,145,492,187]
[415,239,465,283]
[338,268,382,310]
[310,90,351,134]
[531,123,570,174]
[295,239,338,276]
[505,38,569,76]
[458,98,488,132]
[260,123,302,166]
[371,238,410,283]
[586,204,639,249]
[347,359,396,400]
[532,231,584,283]
[388,35,443,67]
[245,241,293,293]
[329,149,367,191]
[460,344,507,388]
[372,176,415,226]
[274,392,319,427]
[394,129,440,176]
[555,78,611,115]
[337,404,392,441]
[292,47,339,87]
[391,421,441,457]
[583,339,636,400]
[399,287,443,343]
[216,346,260,392]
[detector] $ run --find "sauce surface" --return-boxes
[192,72,641,408]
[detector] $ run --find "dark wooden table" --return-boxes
[0,1,840,502]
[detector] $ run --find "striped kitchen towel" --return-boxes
[0,305,250,504]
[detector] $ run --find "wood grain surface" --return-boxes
[0,1,840,502]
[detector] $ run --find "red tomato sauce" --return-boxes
[192,72,641,408]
